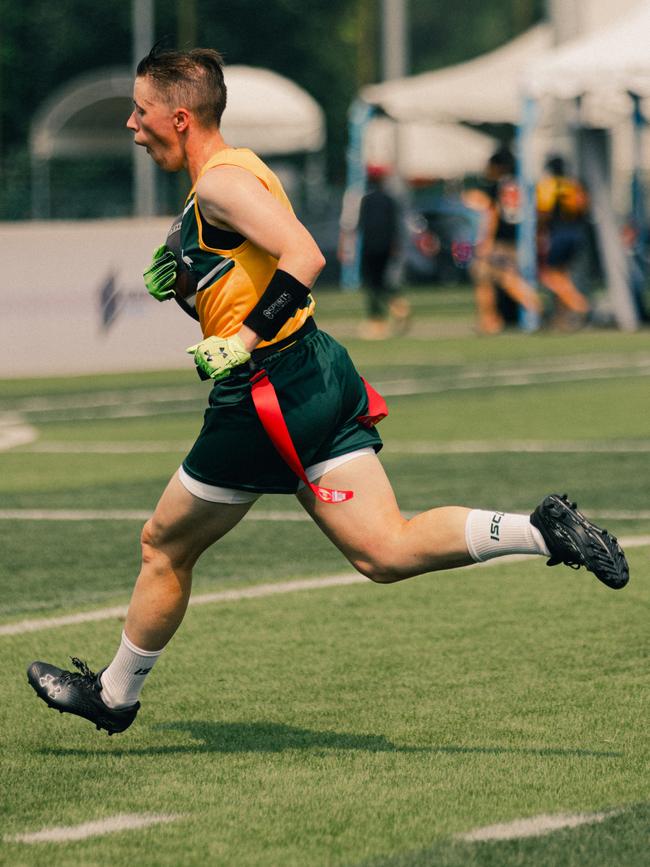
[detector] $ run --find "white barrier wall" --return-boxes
[0,218,203,378]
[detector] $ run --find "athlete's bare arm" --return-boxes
[195,165,324,351]
[196,166,325,285]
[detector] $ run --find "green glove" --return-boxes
[143,244,177,301]
[186,335,251,380]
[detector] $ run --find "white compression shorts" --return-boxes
[177,447,375,504]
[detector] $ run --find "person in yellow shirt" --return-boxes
[26,48,629,735]
[536,155,591,329]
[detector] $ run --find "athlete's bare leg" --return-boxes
[297,453,472,583]
[124,472,254,650]
[539,265,590,314]
[492,265,543,314]
[471,256,504,333]
[473,275,504,334]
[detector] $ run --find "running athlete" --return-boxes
[27,48,629,735]
[537,155,591,329]
[470,147,542,334]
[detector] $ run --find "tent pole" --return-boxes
[340,99,374,290]
[628,91,648,320]
[131,0,156,217]
[516,94,540,331]
[579,126,638,331]
[31,155,51,220]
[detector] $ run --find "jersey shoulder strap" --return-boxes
[197,148,293,211]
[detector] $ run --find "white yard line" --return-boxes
[0,574,366,636]
[2,386,200,414]
[24,441,192,453]
[2,353,650,425]
[13,437,650,455]
[1,508,650,523]
[0,508,310,521]
[388,440,650,454]
[0,419,38,451]
[456,809,619,842]
[4,813,181,844]
[2,536,649,638]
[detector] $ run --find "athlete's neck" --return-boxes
[185,129,230,183]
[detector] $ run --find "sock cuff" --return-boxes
[465,508,549,562]
[121,631,164,657]
[464,510,483,562]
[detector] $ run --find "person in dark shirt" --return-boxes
[357,168,411,339]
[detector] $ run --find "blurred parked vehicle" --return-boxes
[404,196,481,284]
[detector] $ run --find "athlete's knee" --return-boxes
[350,550,404,584]
[140,518,166,566]
[141,516,165,554]
[140,517,195,574]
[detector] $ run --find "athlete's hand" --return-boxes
[186,335,251,380]
[143,244,177,301]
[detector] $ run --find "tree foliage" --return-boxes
[0,0,544,217]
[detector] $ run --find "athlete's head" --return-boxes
[126,46,227,171]
[487,146,515,179]
[545,154,566,177]
[136,47,227,127]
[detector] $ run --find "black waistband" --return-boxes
[250,317,317,364]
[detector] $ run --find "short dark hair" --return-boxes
[546,154,566,176]
[136,46,227,127]
[488,146,515,175]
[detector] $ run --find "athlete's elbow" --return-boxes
[310,248,326,281]
[298,249,325,288]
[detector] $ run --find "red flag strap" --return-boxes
[358,377,388,427]
[250,370,353,503]
[250,369,388,504]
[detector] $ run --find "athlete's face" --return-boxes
[126,76,185,172]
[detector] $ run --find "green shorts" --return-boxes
[182,327,383,495]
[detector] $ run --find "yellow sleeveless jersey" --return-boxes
[537,175,588,221]
[180,148,315,346]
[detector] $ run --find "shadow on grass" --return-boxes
[38,719,622,758]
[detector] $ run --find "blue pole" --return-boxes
[516,94,540,332]
[630,93,646,235]
[628,91,647,315]
[340,99,375,290]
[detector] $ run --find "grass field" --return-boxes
[1,288,648,866]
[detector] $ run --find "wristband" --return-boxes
[243,269,311,341]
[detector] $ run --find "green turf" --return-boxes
[2,552,649,866]
[1,289,648,865]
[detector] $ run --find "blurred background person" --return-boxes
[468,147,542,334]
[536,154,591,330]
[356,167,411,339]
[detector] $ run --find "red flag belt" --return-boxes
[250,370,387,504]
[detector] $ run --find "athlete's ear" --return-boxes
[173,109,190,132]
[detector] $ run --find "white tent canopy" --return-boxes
[220,66,325,154]
[361,24,552,125]
[524,1,650,99]
[517,2,650,332]
[30,64,326,217]
[363,116,497,180]
[31,64,325,160]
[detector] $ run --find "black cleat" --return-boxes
[27,657,139,735]
[531,493,629,590]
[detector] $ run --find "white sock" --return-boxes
[465,509,549,563]
[100,632,163,709]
